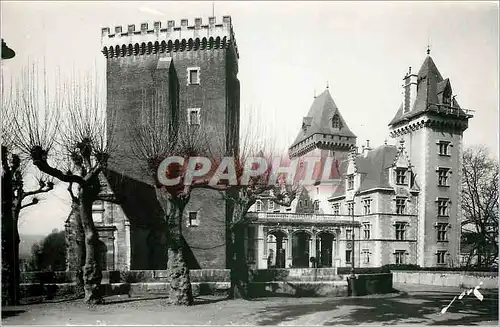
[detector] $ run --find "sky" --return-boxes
[1,1,498,236]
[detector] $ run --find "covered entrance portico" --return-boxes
[259,222,347,269]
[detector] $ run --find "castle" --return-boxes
[65,16,473,272]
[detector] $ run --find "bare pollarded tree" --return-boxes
[220,107,299,299]
[1,68,56,305]
[132,89,215,305]
[133,91,299,302]
[11,64,118,304]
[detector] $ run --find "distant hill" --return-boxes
[19,234,46,259]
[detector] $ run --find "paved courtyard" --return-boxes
[2,284,498,325]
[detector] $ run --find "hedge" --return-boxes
[338,264,495,275]
[382,264,496,272]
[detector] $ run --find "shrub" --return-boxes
[337,267,390,275]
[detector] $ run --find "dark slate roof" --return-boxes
[356,145,398,192]
[330,145,399,198]
[389,55,469,127]
[291,89,356,148]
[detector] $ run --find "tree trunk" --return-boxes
[166,200,193,306]
[12,223,21,304]
[1,210,18,306]
[228,227,249,299]
[67,200,86,297]
[154,187,193,306]
[79,194,103,304]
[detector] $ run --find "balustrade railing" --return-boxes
[248,211,354,222]
[430,104,475,118]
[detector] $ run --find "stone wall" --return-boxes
[251,268,340,282]
[347,273,393,296]
[392,270,498,289]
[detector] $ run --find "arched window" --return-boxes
[268,200,275,211]
[255,200,262,212]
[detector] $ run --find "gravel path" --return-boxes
[2,284,498,325]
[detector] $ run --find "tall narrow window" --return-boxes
[347,174,354,190]
[394,250,406,264]
[188,211,199,227]
[396,169,407,185]
[438,168,450,187]
[437,198,449,217]
[247,227,255,263]
[363,198,371,215]
[362,249,371,264]
[92,200,104,223]
[395,222,406,240]
[346,229,352,240]
[313,200,320,210]
[396,197,406,215]
[187,67,200,85]
[437,250,447,264]
[332,204,340,215]
[347,201,354,216]
[438,141,450,156]
[187,108,201,125]
[345,250,352,264]
[363,223,371,240]
[437,223,448,241]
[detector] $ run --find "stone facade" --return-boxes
[93,16,240,270]
[246,53,472,269]
[85,16,471,271]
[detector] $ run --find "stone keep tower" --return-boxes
[389,52,473,267]
[100,17,240,270]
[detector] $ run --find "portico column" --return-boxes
[318,236,322,266]
[331,237,335,268]
[310,233,317,267]
[286,231,293,268]
[334,229,341,269]
[124,220,131,270]
[257,225,266,269]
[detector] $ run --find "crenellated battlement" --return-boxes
[101,16,238,59]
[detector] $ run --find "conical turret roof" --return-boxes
[290,89,356,148]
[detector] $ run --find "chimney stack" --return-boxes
[363,140,372,157]
[403,66,418,113]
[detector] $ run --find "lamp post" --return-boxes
[1,39,16,60]
[350,200,355,277]
[350,190,360,278]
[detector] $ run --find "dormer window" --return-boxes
[396,169,407,185]
[331,114,342,129]
[347,174,354,190]
[443,86,452,105]
[268,200,275,211]
[255,200,262,212]
[332,203,340,215]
